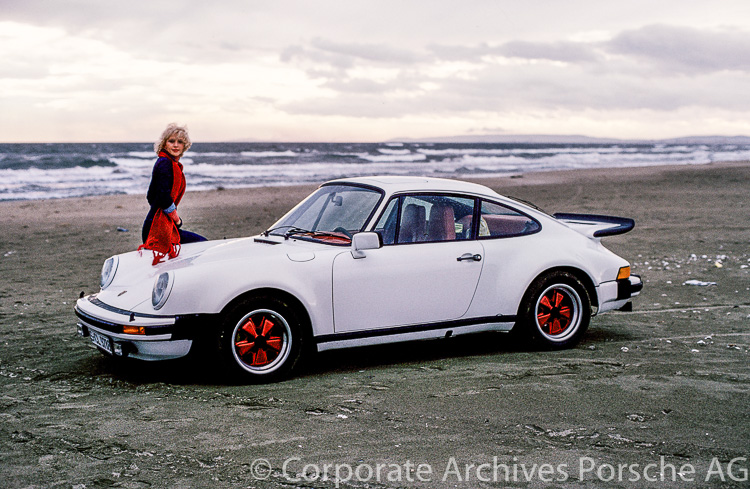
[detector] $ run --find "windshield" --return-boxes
[266,184,382,244]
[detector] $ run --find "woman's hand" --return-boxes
[167,210,181,227]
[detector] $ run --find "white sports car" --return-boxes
[76,176,642,381]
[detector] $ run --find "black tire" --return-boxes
[217,295,305,382]
[515,271,591,349]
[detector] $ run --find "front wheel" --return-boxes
[515,271,591,349]
[218,295,305,382]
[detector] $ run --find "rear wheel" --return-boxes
[218,295,305,382]
[516,271,591,349]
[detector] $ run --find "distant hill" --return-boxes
[390,134,623,144]
[655,135,750,145]
[388,134,750,145]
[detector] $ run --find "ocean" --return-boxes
[1,141,749,201]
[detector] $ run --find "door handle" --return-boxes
[457,253,482,262]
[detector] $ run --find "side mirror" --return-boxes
[351,232,381,259]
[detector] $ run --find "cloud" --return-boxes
[274,22,750,122]
[608,24,750,73]
[497,40,600,63]
[278,41,750,121]
[428,40,600,64]
[281,45,355,70]
[1,2,285,65]
[281,38,430,82]
[3,1,750,141]
[426,43,491,62]
[309,38,426,64]
[321,77,408,94]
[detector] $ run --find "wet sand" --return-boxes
[1,161,748,488]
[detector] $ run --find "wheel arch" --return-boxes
[220,287,313,333]
[519,266,598,315]
[216,287,313,381]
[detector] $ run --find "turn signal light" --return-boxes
[617,266,631,280]
[122,325,146,335]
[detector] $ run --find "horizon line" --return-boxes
[2,133,750,145]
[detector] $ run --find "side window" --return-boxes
[479,201,540,238]
[393,195,475,244]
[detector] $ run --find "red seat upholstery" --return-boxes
[482,214,529,236]
[428,204,455,241]
[398,204,426,243]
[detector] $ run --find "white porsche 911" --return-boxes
[76,176,642,381]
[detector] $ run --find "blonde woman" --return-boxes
[140,123,205,264]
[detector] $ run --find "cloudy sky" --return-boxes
[2,0,750,142]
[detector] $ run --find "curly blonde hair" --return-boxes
[154,123,192,156]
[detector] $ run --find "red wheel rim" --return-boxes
[232,309,291,372]
[535,284,581,341]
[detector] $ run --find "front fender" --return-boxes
[136,250,342,337]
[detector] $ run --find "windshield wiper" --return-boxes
[286,228,353,242]
[262,225,303,237]
[263,226,351,241]
[287,228,348,239]
[283,227,314,239]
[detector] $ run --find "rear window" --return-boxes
[478,200,540,238]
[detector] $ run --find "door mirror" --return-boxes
[351,232,381,259]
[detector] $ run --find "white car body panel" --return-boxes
[76,175,642,365]
[332,240,484,331]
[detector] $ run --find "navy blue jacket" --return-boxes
[146,156,177,213]
[143,156,178,242]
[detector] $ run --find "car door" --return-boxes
[332,194,484,332]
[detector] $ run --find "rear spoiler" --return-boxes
[553,213,635,238]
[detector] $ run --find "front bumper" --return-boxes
[597,274,643,314]
[75,295,205,361]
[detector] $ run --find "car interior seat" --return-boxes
[428,204,456,241]
[398,203,426,243]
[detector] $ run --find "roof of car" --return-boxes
[327,175,502,197]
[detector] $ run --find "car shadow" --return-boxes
[76,328,639,386]
[84,354,218,386]
[302,332,523,378]
[73,332,527,386]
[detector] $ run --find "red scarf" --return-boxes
[139,152,186,265]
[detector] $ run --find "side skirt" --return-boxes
[315,316,516,352]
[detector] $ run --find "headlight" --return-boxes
[152,272,174,310]
[100,256,119,289]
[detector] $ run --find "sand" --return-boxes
[0,161,748,488]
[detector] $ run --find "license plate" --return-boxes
[89,329,113,354]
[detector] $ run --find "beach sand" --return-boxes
[1,162,748,488]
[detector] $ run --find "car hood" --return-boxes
[96,235,327,310]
